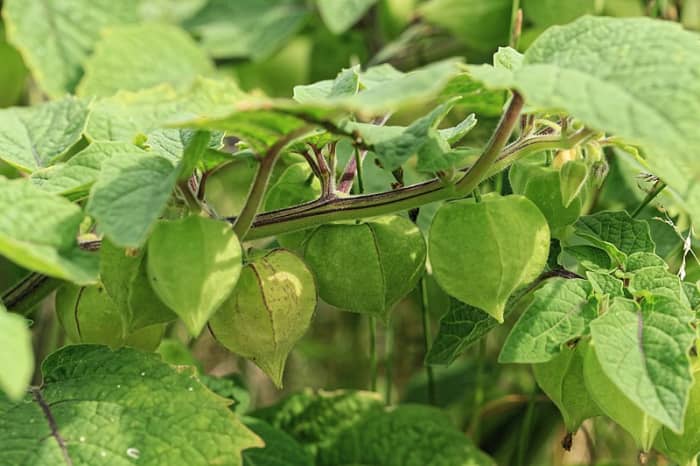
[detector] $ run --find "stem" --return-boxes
[384,319,393,405]
[369,316,378,392]
[516,390,537,466]
[509,0,523,49]
[418,277,437,405]
[233,126,312,239]
[2,273,61,314]
[353,147,365,194]
[454,92,524,196]
[631,180,666,218]
[468,339,487,441]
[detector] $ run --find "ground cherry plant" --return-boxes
[0,0,699,465]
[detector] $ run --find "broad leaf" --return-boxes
[0,305,33,400]
[628,266,686,303]
[3,0,139,96]
[292,59,462,115]
[469,17,700,226]
[655,364,700,466]
[147,216,242,335]
[533,343,602,432]
[586,271,625,298]
[0,177,97,284]
[184,0,308,60]
[590,296,695,431]
[344,102,476,172]
[242,417,314,466]
[0,345,261,465]
[320,405,495,466]
[30,141,139,199]
[523,0,598,27]
[499,278,595,363]
[317,0,377,34]
[562,244,613,272]
[419,0,511,51]
[77,23,214,98]
[584,342,663,451]
[0,98,88,173]
[625,251,667,273]
[86,148,178,248]
[575,211,655,261]
[86,78,245,143]
[429,195,550,323]
[254,389,384,459]
[426,299,499,366]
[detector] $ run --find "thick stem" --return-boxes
[233,126,312,238]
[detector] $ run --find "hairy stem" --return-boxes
[369,316,378,392]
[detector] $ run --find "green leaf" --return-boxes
[628,266,686,303]
[146,129,223,168]
[584,340,663,451]
[254,389,384,460]
[625,251,668,273]
[426,300,499,366]
[99,237,142,314]
[147,216,242,335]
[419,0,511,51]
[184,0,309,60]
[0,305,33,401]
[30,141,139,199]
[209,249,316,387]
[499,278,595,363]
[683,281,700,313]
[509,158,584,237]
[0,177,98,284]
[242,417,314,466]
[589,296,695,431]
[86,148,179,248]
[0,345,261,465]
[320,405,495,466]
[523,0,598,27]
[562,245,613,272]
[292,59,462,115]
[0,97,88,172]
[533,343,602,432]
[0,24,28,108]
[586,271,625,298]
[559,160,589,208]
[429,195,550,323]
[575,210,655,261]
[77,23,214,98]
[468,17,700,226]
[2,0,139,97]
[346,102,476,172]
[302,215,426,319]
[655,364,700,466]
[86,78,245,143]
[317,0,377,34]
